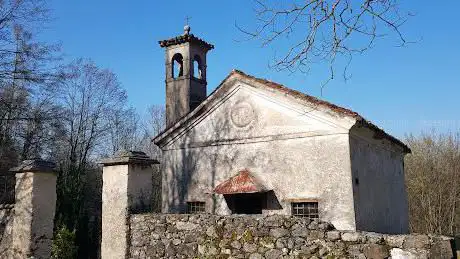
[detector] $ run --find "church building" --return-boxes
[153,26,411,234]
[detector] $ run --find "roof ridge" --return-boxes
[153,69,410,153]
[230,69,361,118]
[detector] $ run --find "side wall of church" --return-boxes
[161,133,357,231]
[349,126,409,234]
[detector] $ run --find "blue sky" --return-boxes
[41,1,460,138]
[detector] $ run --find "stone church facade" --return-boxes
[154,26,411,234]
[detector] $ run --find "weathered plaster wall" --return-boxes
[102,164,129,259]
[163,82,357,149]
[12,172,34,258]
[161,83,358,230]
[129,214,455,259]
[128,164,154,213]
[101,153,160,259]
[0,160,58,259]
[164,42,209,126]
[350,126,409,234]
[165,77,190,126]
[151,163,162,213]
[9,171,57,259]
[162,135,356,231]
[30,172,57,258]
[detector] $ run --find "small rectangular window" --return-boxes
[187,201,205,214]
[291,202,319,219]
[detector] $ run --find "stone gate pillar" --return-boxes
[9,159,57,259]
[101,151,159,259]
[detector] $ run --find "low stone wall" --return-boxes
[129,214,455,259]
[0,205,14,257]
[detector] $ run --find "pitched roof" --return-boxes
[213,169,267,194]
[8,159,56,174]
[154,70,410,153]
[158,34,214,50]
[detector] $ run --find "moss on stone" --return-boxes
[231,231,237,241]
[242,229,254,243]
[259,236,275,248]
[128,214,455,258]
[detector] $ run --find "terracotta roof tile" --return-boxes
[213,169,266,195]
[230,70,410,153]
[231,69,360,118]
[153,69,410,153]
[159,34,214,50]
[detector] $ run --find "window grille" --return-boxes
[291,202,319,219]
[187,201,205,214]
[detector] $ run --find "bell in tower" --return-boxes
[159,25,214,127]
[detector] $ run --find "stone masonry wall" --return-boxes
[129,214,456,259]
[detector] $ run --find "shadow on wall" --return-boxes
[223,190,282,214]
[0,170,33,257]
[0,154,17,256]
[166,101,252,214]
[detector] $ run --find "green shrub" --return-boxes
[51,225,77,259]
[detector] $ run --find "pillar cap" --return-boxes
[9,159,56,174]
[100,150,159,166]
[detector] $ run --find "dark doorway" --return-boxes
[224,193,264,214]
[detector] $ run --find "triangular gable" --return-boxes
[153,70,410,153]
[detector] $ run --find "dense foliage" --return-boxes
[51,226,77,259]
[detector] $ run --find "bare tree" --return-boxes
[50,59,127,254]
[17,95,61,159]
[58,59,127,169]
[0,1,60,83]
[106,107,143,156]
[238,0,413,86]
[139,105,165,160]
[0,0,60,177]
[405,131,460,236]
[0,22,60,171]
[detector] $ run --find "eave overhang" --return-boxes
[152,69,411,154]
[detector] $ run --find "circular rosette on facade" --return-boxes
[230,101,256,129]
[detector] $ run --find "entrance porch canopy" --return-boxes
[213,169,267,195]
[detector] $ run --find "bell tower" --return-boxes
[159,25,214,127]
